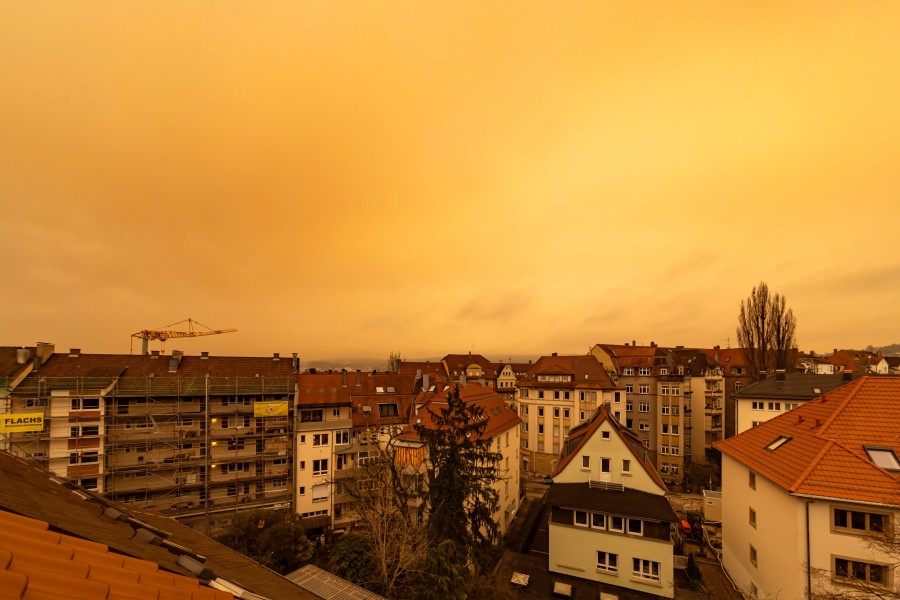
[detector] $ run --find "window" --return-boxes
[671,425,679,435]
[833,508,888,533]
[622,459,631,473]
[749,507,757,528]
[765,435,792,451]
[671,463,679,475]
[750,545,757,567]
[785,402,799,411]
[299,461,306,470]
[671,446,680,456]
[597,551,618,573]
[639,402,650,413]
[624,368,634,376]
[582,456,590,468]
[632,558,660,581]
[591,513,606,529]
[554,391,560,400]
[300,409,323,423]
[601,458,611,473]
[312,484,328,502]
[735,381,743,390]
[601,431,610,440]
[608,516,624,532]
[312,459,328,475]
[563,408,570,419]
[627,519,643,536]
[574,511,588,527]
[333,408,341,417]
[749,471,756,489]
[661,405,670,415]
[661,445,669,455]
[834,557,887,586]
[752,401,764,410]
[378,403,399,417]
[625,384,633,393]
[626,401,633,412]
[865,446,900,471]
[639,367,651,376]
[639,384,650,395]
[660,368,668,376]
[671,386,680,396]
[538,391,544,399]
[538,424,544,434]
[564,391,570,400]
[768,402,781,411]
[299,486,305,495]
[335,430,350,445]
[313,433,329,447]
[538,406,544,417]
[660,463,669,474]
[660,385,670,396]
[638,421,650,431]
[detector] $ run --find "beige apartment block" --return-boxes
[517,354,619,477]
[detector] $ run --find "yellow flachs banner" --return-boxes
[0,413,45,433]
[254,401,289,418]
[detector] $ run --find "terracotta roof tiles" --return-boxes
[715,376,900,506]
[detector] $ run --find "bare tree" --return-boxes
[737,281,797,377]
[809,524,900,599]
[387,351,402,373]
[330,435,429,598]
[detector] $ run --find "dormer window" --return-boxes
[765,435,792,451]
[865,447,900,471]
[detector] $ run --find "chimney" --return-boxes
[16,348,33,365]
[292,353,299,373]
[356,369,361,386]
[552,352,558,357]
[200,351,209,359]
[775,370,786,383]
[416,368,422,380]
[423,373,429,390]
[833,348,838,355]
[68,348,81,357]
[342,369,348,387]
[150,350,160,359]
[460,373,467,387]
[34,342,54,369]
[632,340,636,347]
[273,352,280,361]
[650,341,656,348]
[309,367,317,374]
[843,370,853,382]
[168,350,184,373]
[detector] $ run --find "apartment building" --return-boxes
[295,369,419,533]
[732,371,852,434]
[517,354,619,476]
[715,377,900,599]
[4,349,297,529]
[441,353,498,387]
[670,349,723,465]
[397,382,522,536]
[546,405,677,598]
[495,361,531,406]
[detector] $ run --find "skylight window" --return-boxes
[765,435,792,451]
[865,447,900,471]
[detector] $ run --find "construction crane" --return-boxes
[131,318,237,355]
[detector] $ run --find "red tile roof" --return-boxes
[550,405,667,491]
[825,349,882,374]
[297,371,418,411]
[715,376,900,506]
[25,353,297,380]
[400,384,521,443]
[518,355,617,390]
[440,354,498,379]
[0,508,233,600]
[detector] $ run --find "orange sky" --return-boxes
[2,2,899,360]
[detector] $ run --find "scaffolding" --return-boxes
[6,374,295,527]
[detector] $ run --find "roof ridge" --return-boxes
[818,377,864,435]
[788,440,834,493]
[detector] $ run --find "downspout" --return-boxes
[806,500,812,599]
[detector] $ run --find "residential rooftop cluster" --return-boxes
[1,341,898,599]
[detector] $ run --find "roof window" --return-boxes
[865,447,900,471]
[765,435,792,451]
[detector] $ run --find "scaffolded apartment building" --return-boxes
[4,348,297,528]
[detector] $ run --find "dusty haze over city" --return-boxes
[2,2,899,360]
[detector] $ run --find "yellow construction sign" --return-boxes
[0,413,45,434]
[253,401,288,418]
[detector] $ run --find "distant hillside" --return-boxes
[870,343,900,356]
[303,353,541,372]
